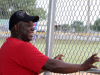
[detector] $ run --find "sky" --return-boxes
[36,0,100,25]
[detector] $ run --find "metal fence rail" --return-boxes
[0,0,100,75]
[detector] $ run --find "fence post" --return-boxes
[86,0,90,43]
[44,0,57,75]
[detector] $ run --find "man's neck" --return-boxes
[11,35,23,41]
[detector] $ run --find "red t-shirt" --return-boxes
[0,37,49,75]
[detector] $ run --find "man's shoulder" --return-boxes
[7,37,24,44]
[6,37,25,47]
[7,37,35,50]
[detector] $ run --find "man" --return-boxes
[0,10,100,75]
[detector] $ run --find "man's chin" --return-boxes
[28,38,33,41]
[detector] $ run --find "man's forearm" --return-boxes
[50,62,83,73]
[42,59,84,74]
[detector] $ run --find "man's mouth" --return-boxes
[29,32,34,37]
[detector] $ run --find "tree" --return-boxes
[61,24,70,32]
[0,0,46,19]
[93,18,100,31]
[71,21,84,32]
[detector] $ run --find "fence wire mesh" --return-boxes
[52,0,100,75]
[0,0,100,75]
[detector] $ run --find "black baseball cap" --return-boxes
[9,10,39,30]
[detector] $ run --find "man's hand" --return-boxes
[54,54,64,61]
[81,53,100,71]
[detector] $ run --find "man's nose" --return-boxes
[32,27,35,31]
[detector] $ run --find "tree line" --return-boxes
[0,0,46,19]
[61,18,100,32]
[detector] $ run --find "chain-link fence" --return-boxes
[0,0,100,75]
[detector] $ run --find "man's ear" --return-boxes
[14,25,19,30]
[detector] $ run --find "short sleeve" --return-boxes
[14,42,49,72]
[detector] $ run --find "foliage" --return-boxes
[0,0,46,19]
[92,18,100,31]
[71,21,84,32]
[62,24,70,32]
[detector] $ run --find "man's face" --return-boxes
[17,21,35,42]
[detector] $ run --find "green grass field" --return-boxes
[1,38,100,68]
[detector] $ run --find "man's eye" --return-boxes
[27,24,33,27]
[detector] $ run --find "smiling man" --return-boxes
[0,10,100,75]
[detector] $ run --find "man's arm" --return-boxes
[42,53,100,74]
[42,58,83,74]
[39,54,64,74]
[39,69,45,74]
